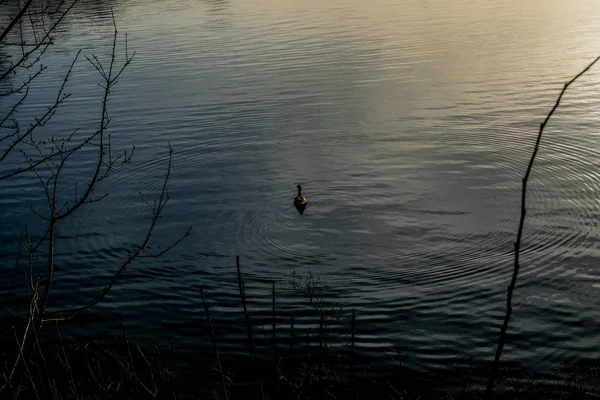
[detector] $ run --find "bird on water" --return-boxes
[294,184,308,215]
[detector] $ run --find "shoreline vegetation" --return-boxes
[2,2,600,399]
[2,259,600,400]
[1,259,600,399]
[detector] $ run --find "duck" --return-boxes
[293,184,308,215]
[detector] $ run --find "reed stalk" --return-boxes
[235,256,263,400]
[318,314,324,395]
[201,287,228,400]
[351,309,356,381]
[272,280,278,394]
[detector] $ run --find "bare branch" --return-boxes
[0,129,91,181]
[85,54,108,81]
[28,160,52,213]
[0,73,74,166]
[54,17,131,222]
[0,234,24,313]
[0,0,79,82]
[486,55,600,395]
[138,226,192,258]
[0,88,29,138]
[0,65,46,97]
[44,146,190,320]
[0,0,35,44]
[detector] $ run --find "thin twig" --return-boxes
[201,288,228,400]
[44,147,190,321]
[236,256,263,400]
[55,322,77,399]
[0,0,79,83]
[486,54,600,395]
[351,309,355,381]
[237,256,256,361]
[272,280,278,394]
[0,0,35,44]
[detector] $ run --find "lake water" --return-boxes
[2,0,600,381]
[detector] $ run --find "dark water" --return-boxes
[2,0,600,378]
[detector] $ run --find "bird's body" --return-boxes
[294,185,308,215]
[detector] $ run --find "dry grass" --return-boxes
[2,267,599,400]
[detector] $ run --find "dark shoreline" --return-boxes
[2,314,600,400]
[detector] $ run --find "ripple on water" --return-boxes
[4,0,600,380]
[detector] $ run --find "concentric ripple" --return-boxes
[4,0,600,381]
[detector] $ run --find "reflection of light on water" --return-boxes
[527,294,574,304]
[4,0,600,378]
[576,272,600,281]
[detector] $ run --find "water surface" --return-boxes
[2,0,600,378]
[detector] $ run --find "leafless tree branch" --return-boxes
[0,0,79,82]
[44,146,191,321]
[486,54,600,396]
[0,5,189,395]
[0,0,35,44]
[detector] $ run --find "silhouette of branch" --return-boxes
[0,0,34,44]
[486,54,600,395]
[201,288,229,400]
[43,146,190,321]
[0,49,81,170]
[0,65,46,97]
[53,14,134,223]
[138,228,192,259]
[0,0,79,82]
[0,88,28,132]
[0,5,190,396]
